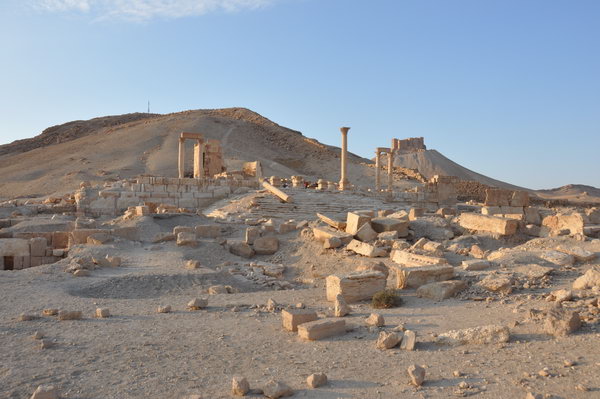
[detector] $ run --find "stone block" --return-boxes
[173,226,194,235]
[245,227,261,245]
[195,225,221,238]
[345,212,371,235]
[510,190,530,207]
[524,207,541,225]
[312,227,353,245]
[297,318,346,340]
[542,213,585,236]
[253,236,279,255]
[176,232,198,247]
[484,188,512,206]
[29,237,47,257]
[326,271,387,303]
[355,222,377,242]
[0,238,30,257]
[229,241,255,258]
[31,257,42,267]
[371,217,409,237]
[416,280,467,300]
[390,250,447,266]
[459,213,518,235]
[393,264,455,289]
[462,259,491,271]
[346,239,387,257]
[408,208,425,220]
[281,309,318,332]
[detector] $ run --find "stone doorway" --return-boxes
[3,256,14,270]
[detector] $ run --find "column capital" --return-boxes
[340,126,350,135]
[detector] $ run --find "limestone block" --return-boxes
[539,250,575,266]
[232,376,250,396]
[393,264,455,289]
[58,310,83,321]
[556,246,596,262]
[52,232,69,249]
[572,268,600,290]
[187,298,208,310]
[408,208,425,220]
[29,237,47,257]
[173,226,194,235]
[245,227,261,244]
[416,280,466,300]
[462,259,491,271]
[30,385,59,399]
[346,239,387,257]
[69,229,106,246]
[281,309,318,332]
[253,236,279,255]
[306,373,327,388]
[229,241,255,258]
[524,207,541,225]
[95,308,110,318]
[481,206,502,216]
[510,190,530,207]
[297,318,346,340]
[0,238,31,257]
[177,232,198,247]
[376,331,401,349]
[355,222,377,242]
[325,271,387,302]
[390,250,448,266]
[366,313,385,326]
[478,275,513,294]
[312,227,353,245]
[484,188,512,206]
[279,221,296,234]
[345,212,371,235]
[400,329,416,351]
[459,213,518,235]
[437,325,510,345]
[371,217,409,237]
[544,308,581,337]
[31,257,42,267]
[195,225,221,238]
[407,365,425,387]
[262,380,293,399]
[323,236,342,249]
[542,213,585,235]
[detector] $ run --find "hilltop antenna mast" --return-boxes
[147,101,150,114]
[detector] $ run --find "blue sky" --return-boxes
[1,0,599,189]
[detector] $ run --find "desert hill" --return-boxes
[0,108,371,198]
[393,149,527,191]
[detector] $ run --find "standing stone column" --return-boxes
[339,127,350,190]
[387,150,394,192]
[193,140,204,179]
[375,149,381,191]
[178,138,185,179]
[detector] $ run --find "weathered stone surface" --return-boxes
[478,275,513,294]
[437,325,510,345]
[244,227,261,245]
[408,208,424,220]
[548,289,573,303]
[232,376,250,396]
[317,213,346,230]
[229,241,255,258]
[544,308,581,337]
[187,298,208,310]
[73,269,90,277]
[334,294,351,317]
[556,246,596,262]
[298,318,346,340]
[376,331,401,349]
[185,260,201,269]
[370,217,408,237]
[355,261,389,278]
[484,188,512,206]
[459,213,518,235]
[312,227,353,245]
[400,329,416,351]
[95,308,110,318]
[524,207,541,225]
[262,380,293,398]
[86,233,112,245]
[416,280,467,300]
[306,373,327,388]
[572,268,600,290]
[208,285,230,294]
[282,309,318,332]
[0,238,30,257]
[393,264,455,289]
[30,385,59,399]
[177,232,198,247]
[195,225,221,238]
[542,213,585,236]
[462,259,491,271]
[346,239,387,257]
[510,191,530,207]
[345,212,372,235]
[366,313,385,327]
[30,237,47,257]
[409,218,454,240]
[323,236,342,249]
[407,364,425,387]
[422,241,444,256]
[539,250,575,266]
[325,271,387,302]
[253,236,279,255]
[390,250,448,266]
[173,226,194,235]
[58,310,82,321]
[355,222,378,242]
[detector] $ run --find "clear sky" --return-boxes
[1,0,599,189]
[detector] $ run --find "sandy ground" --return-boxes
[1,203,600,399]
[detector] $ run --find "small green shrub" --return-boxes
[372,289,402,309]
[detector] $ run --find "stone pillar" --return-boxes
[387,150,394,192]
[178,138,185,179]
[339,127,350,190]
[375,150,381,191]
[193,140,204,179]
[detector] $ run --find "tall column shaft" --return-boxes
[193,141,204,179]
[387,150,394,192]
[375,151,381,191]
[339,127,350,190]
[178,138,185,178]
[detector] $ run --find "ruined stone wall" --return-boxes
[77,176,259,217]
[392,137,426,153]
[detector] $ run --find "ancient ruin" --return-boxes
[1,119,599,399]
